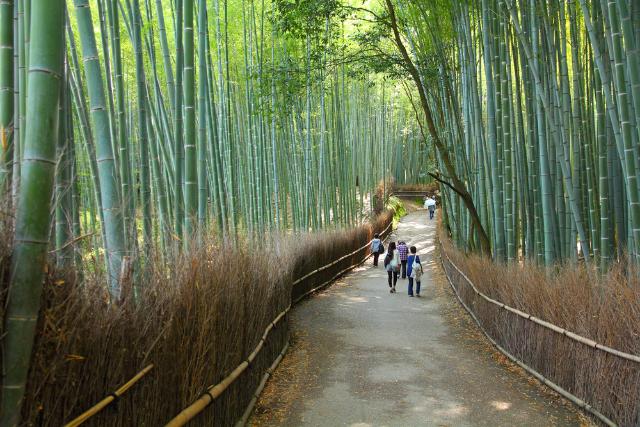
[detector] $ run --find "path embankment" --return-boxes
[16,212,393,426]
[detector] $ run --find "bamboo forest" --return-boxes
[0,0,639,426]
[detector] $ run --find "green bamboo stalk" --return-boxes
[11,0,19,200]
[107,0,133,250]
[183,0,196,237]
[480,0,504,259]
[155,0,176,117]
[197,0,207,228]
[0,0,13,190]
[73,0,126,297]
[0,2,64,423]
[132,0,152,249]
[174,0,184,239]
[55,60,73,267]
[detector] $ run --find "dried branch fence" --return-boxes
[440,241,640,427]
[63,217,393,427]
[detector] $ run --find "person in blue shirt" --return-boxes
[407,246,423,297]
[370,234,382,267]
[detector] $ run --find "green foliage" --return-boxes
[386,195,407,226]
[273,0,345,36]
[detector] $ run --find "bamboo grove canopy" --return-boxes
[2,0,640,423]
[0,0,429,295]
[391,0,640,268]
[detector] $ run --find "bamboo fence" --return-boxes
[439,240,640,427]
[167,218,394,426]
[64,217,394,427]
[64,364,155,427]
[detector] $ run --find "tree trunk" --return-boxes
[385,0,491,255]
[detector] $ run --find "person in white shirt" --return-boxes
[424,196,436,220]
[383,241,400,293]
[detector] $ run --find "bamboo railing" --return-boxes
[64,364,154,427]
[166,218,394,426]
[63,217,393,427]
[439,243,638,427]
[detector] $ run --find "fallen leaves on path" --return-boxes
[250,330,312,426]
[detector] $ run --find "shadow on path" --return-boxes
[251,211,586,427]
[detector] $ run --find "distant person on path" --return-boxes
[384,241,400,293]
[425,196,436,220]
[398,241,409,278]
[407,246,423,297]
[370,233,383,267]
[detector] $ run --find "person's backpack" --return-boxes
[384,252,391,267]
[378,243,385,254]
[412,259,424,279]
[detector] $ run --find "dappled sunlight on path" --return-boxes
[251,210,585,427]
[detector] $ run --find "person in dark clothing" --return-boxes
[407,246,423,297]
[384,241,400,293]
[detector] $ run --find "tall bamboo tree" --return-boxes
[0,2,64,423]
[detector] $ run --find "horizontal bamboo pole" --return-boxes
[439,253,617,427]
[236,341,290,427]
[292,220,393,286]
[441,248,640,364]
[292,220,394,304]
[390,190,431,197]
[64,364,154,427]
[167,218,394,426]
[165,299,291,425]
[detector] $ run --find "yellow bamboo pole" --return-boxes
[440,246,640,363]
[167,217,394,426]
[237,341,290,426]
[65,364,154,427]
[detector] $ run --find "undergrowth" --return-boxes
[386,196,406,227]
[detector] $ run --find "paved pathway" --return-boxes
[252,211,585,427]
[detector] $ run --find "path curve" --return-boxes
[252,210,585,427]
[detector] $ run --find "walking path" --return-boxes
[252,211,585,426]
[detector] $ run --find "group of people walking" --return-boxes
[370,236,424,297]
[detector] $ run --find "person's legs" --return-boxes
[408,277,414,296]
[416,280,421,296]
[387,270,392,287]
[401,260,407,278]
[373,252,379,266]
[393,271,398,289]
